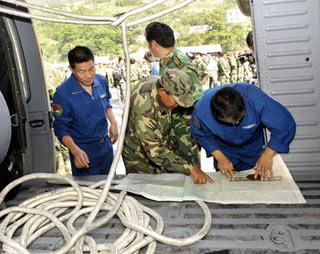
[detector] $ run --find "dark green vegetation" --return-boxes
[33,0,251,62]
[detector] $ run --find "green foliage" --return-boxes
[115,0,143,7]
[33,0,251,63]
[35,21,131,62]
[171,2,250,52]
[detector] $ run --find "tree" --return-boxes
[33,0,251,63]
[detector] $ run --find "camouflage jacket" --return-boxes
[160,49,203,101]
[217,57,231,77]
[194,61,209,82]
[122,77,194,174]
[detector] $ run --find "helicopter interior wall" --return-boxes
[0,30,21,197]
[0,14,54,175]
[0,46,14,115]
[0,23,20,167]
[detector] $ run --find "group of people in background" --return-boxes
[50,22,296,183]
[46,33,256,105]
[191,50,256,88]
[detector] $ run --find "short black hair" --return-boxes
[156,79,163,89]
[211,87,245,122]
[145,22,175,48]
[130,58,136,64]
[144,51,156,62]
[217,51,225,57]
[246,31,254,49]
[68,46,94,69]
[118,56,124,63]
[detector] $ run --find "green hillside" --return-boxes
[31,0,251,62]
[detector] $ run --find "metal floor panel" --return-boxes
[2,172,320,253]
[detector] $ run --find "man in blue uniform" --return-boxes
[191,83,296,181]
[53,46,118,175]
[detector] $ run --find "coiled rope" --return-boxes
[0,1,212,253]
[0,174,211,253]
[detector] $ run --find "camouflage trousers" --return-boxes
[218,75,230,85]
[55,140,71,176]
[230,71,238,83]
[116,79,126,102]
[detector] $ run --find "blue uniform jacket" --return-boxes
[191,83,296,170]
[53,74,112,144]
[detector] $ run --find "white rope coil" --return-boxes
[0,173,211,253]
[0,1,212,253]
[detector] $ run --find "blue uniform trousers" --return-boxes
[70,137,114,175]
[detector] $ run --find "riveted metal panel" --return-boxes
[252,0,320,171]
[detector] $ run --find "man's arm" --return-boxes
[99,74,119,144]
[106,108,118,144]
[136,114,212,183]
[212,149,235,180]
[191,112,235,181]
[52,91,90,170]
[254,147,276,180]
[252,85,296,179]
[62,135,89,169]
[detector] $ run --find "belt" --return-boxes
[76,137,106,145]
[95,138,105,144]
[87,138,105,144]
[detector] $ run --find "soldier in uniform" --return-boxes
[130,58,144,88]
[227,52,238,83]
[145,22,202,172]
[122,68,213,184]
[143,51,160,77]
[112,57,126,102]
[193,53,210,87]
[217,51,230,85]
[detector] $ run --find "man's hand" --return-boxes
[190,167,214,184]
[212,150,235,180]
[109,123,119,144]
[254,147,276,180]
[62,135,89,169]
[106,109,118,144]
[72,148,90,169]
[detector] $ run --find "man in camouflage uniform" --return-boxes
[193,53,210,86]
[112,57,126,102]
[122,68,212,184]
[48,83,71,176]
[130,58,144,88]
[217,51,231,85]
[145,22,202,172]
[227,52,238,83]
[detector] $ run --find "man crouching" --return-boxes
[122,68,212,184]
